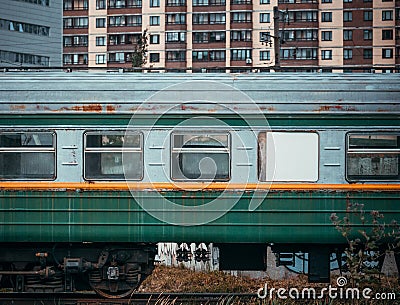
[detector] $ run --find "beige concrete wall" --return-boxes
[252,0,275,68]
[143,0,165,68]
[318,2,343,67]
[88,0,107,68]
[372,3,395,66]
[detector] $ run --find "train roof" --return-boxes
[0,72,399,114]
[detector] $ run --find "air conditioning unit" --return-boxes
[246,58,252,64]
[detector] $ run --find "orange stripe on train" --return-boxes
[0,182,399,191]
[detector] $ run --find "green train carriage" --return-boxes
[0,73,399,297]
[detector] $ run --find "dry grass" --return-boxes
[138,265,400,305]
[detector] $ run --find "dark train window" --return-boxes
[171,133,230,181]
[0,132,56,180]
[347,134,400,180]
[84,131,143,180]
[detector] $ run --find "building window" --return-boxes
[166,32,186,43]
[150,34,160,44]
[2,18,50,36]
[231,30,252,42]
[171,133,230,181]
[210,31,225,42]
[149,53,160,63]
[108,33,141,45]
[260,0,270,3]
[346,134,400,181]
[231,0,251,4]
[63,53,88,65]
[150,0,159,6]
[343,11,352,22]
[0,132,56,180]
[363,48,372,59]
[382,48,393,58]
[231,12,252,23]
[321,0,332,2]
[64,0,88,10]
[166,51,186,61]
[193,13,225,24]
[13,0,50,6]
[231,49,251,61]
[321,12,332,22]
[166,13,186,24]
[108,52,125,62]
[64,36,88,47]
[96,0,106,8]
[321,31,332,41]
[96,18,106,28]
[363,29,372,40]
[193,0,225,5]
[96,54,106,64]
[193,50,225,61]
[382,30,393,40]
[63,17,88,29]
[343,0,352,2]
[364,11,372,21]
[260,50,270,60]
[343,30,352,41]
[108,0,142,8]
[0,50,50,66]
[192,51,208,61]
[84,132,142,180]
[321,50,332,60]
[281,48,317,59]
[260,13,270,23]
[282,29,317,41]
[150,16,160,26]
[382,10,393,21]
[344,49,352,59]
[166,0,186,5]
[96,36,106,46]
[287,11,318,22]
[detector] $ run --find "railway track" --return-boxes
[0,292,259,305]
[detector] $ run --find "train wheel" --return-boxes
[89,265,141,299]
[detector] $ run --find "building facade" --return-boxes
[62,0,399,72]
[0,0,63,68]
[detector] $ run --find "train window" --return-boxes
[171,133,230,181]
[84,131,143,180]
[0,132,56,180]
[347,134,400,180]
[258,132,319,182]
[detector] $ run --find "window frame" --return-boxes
[0,131,56,180]
[346,132,400,182]
[170,132,231,181]
[83,130,143,181]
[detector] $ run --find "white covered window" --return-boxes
[258,132,319,182]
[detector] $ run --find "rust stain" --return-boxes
[55,104,103,113]
[317,105,344,112]
[260,106,276,112]
[181,105,199,111]
[106,105,116,113]
[10,105,26,110]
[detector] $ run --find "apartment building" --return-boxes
[62,0,399,71]
[0,0,62,68]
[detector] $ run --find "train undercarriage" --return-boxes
[0,243,156,298]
